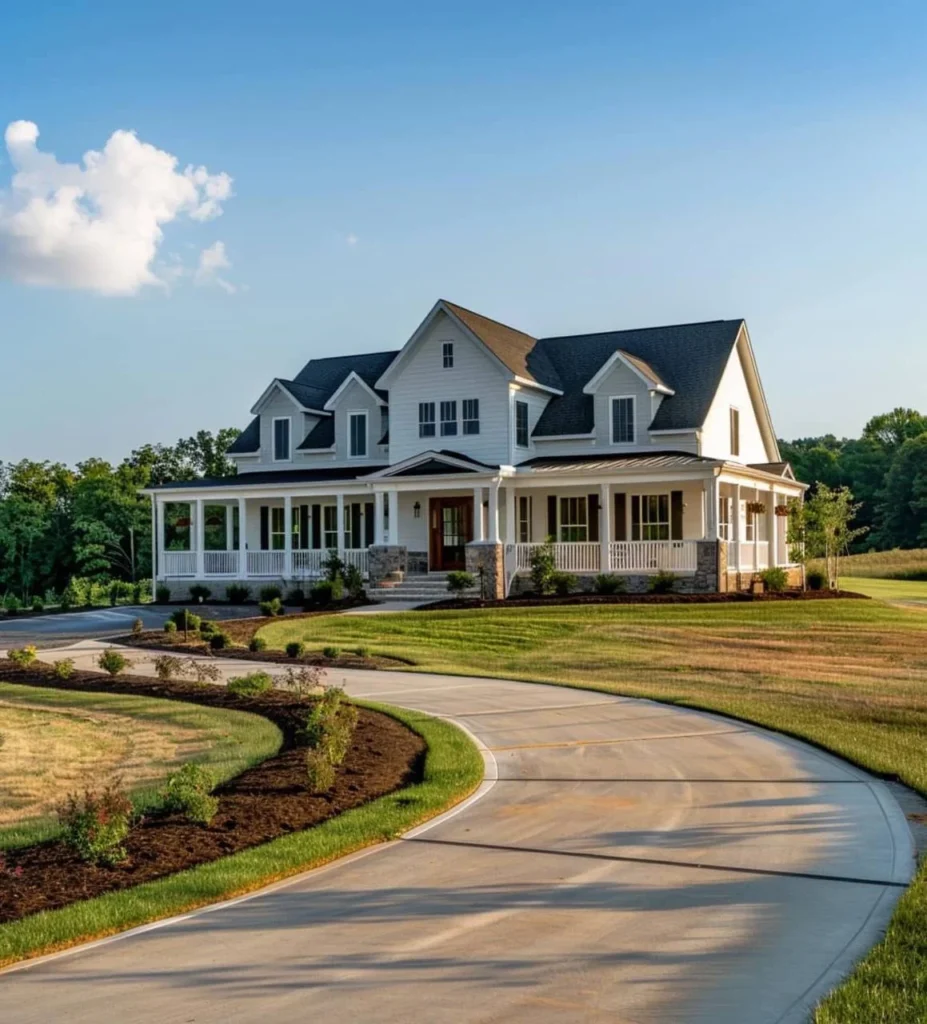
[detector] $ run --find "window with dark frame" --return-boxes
[515,400,529,447]
[440,400,458,436]
[462,398,480,435]
[718,496,732,540]
[631,494,670,541]
[611,397,635,444]
[518,495,533,543]
[730,407,740,457]
[559,496,588,542]
[270,507,286,550]
[349,412,367,458]
[273,418,291,461]
[322,506,338,549]
[442,342,454,368]
[418,402,436,438]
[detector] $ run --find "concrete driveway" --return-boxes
[0,646,914,1023]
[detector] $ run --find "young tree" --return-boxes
[788,485,868,589]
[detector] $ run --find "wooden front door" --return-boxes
[430,497,473,571]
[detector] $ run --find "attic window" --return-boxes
[273,417,291,462]
[442,342,454,369]
[730,407,741,458]
[611,397,635,444]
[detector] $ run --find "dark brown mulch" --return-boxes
[0,660,424,924]
[420,589,871,611]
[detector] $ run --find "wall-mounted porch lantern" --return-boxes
[413,501,421,518]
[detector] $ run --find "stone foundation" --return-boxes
[510,572,715,596]
[465,542,505,600]
[407,550,429,575]
[368,545,408,586]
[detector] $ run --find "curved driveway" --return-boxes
[1,648,914,1023]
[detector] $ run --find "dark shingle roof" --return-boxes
[297,418,335,451]
[293,350,397,405]
[277,379,330,409]
[226,416,260,454]
[532,320,743,437]
[150,466,387,491]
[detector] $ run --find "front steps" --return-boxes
[372,572,479,604]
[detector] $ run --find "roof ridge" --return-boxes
[300,349,399,365]
[540,318,742,343]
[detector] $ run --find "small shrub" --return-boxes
[530,540,557,596]
[321,550,345,583]
[226,584,250,604]
[310,580,335,607]
[132,583,143,605]
[58,783,133,865]
[161,763,219,826]
[446,570,475,595]
[322,645,340,659]
[593,574,627,595]
[31,597,45,613]
[189,584,211,602]
[281,663,324,697]
[305,749,336,793]
[648,570,678,594]
[97,649,131,676]
[354,645,370,658]
[343,564,364,599]
[286,640,307,659]
[285,588,305,607]
[303,686,358,766]
[760,567,789,593]
[185,659,221,685]
[227,671,273,696]
[249,636,267,653]
[52,658,75,680]
[259,597,284,617]
[209,631,231,650]
[258,585,282,602]
[3,593,21,616]
[131,617,144,635]
[807,569,827,591]
[153,654,185,681]
[7,645,38,667]
[163,620,178,634]
[155,585,171,604]
[170,609,202,632]
[551,571,578,597]
[199,619,217,636]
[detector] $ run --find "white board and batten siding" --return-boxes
[700,343,772,464]
[387,310,513,465]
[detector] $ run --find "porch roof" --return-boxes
[146,465,388,492]
[516,452,715,475]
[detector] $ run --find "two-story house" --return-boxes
[146,299,806,599]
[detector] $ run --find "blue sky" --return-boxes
[2,1,926,464]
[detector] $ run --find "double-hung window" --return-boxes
[718,497,732,541]
[462,399,480,435]
[348,411,367,458]
[440,400,458,436]
[270,507,286,550]
[631,494,670,541]
[272,417,291,461]
[442,342,454,368]
[742,501,755,542]
[518,495,533,543]
[559,497,588,543]
[611,397,635,444]
[418,402,436,438]
[322,506,338,550]
[730,407,740,457]
[515,401,529,448]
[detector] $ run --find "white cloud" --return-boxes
[346,233,358,246]
[195,240,236,294]
[0,121,234,296]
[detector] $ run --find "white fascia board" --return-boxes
[250,379,330,417]
[323,371,386,411]
[582,350,675,396]
[735,323,781,463]
[532,432,596,441]
[364,450,495,479]
[513,375,563,396]
[649,428,698,436]
[717,464,808,490]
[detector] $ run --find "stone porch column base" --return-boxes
[465,542,504,600]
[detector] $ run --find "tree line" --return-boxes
[779,407,927,551]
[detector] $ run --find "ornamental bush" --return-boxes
[258,585,282,603]
[226,584,250,604]
[97,650,130,676]
[321,550,345,583]
[648,570,679,595]
[302,686,358,785]
[530,540,557,596]
[594,574,627,595]
[249,636,267,652]
[3,593,21,616]
[153,654,185,681]
[58,783,133,865]
[285,588,305,607]
[7,645,38,667]
[208,631,231,650]
[163,620,177,634]
[259,597,284,617]
[131,617,144,635]
[199,619,217,637]
[281,663,324,697]
[305,749,336,793]
[310,580,334,607]
[185,659,222,685]
[343,565,365,599]
[31,597,45,613]
[446,570,475,595]
[807,569,827,591]
[189,584,211,602]
[155,585,171,604]
[161,763,218,826]
[322,645,340,659]
[170,609,202,632]
[227,672,273,697]
[52,658,75,680]
[286,640,306,659]
[551,571,578,597]
[760,567,789,593]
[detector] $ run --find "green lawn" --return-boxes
[0,682,281,850]
[842,576,927,607]
[260,599,927,1023]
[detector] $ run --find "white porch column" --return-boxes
[336,493,345,555]
[284,494,293,577]
[238,496,247,577]
[599,482,611,572]
[374,491,385,545]
[488,481,500,544]
[707,476,719,538]
[151,498,159,587]
[732,484,742,572]
[195,498,205,578]
[504,485,516,545]
[385,489,398,544]
[473,486,485,542]
[225,505,233,553]
[770,488,779,567]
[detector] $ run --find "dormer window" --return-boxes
[442,342,454,368]
[349,411,368,458]
[610,396,635,444]
[730,406,740,458]
[272,417,291,461]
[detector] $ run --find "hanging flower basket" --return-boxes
[746,501,767,516]
[774,504,790,517]
[174,516,191,527]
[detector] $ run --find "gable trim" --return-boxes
[513,375,563,396]
[734,323,781,463]
[323,370,387,411]
[582,349,675,396]
[364,449,497,479]
[250,379,331,417]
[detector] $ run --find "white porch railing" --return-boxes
[609,540,698,572]
[247,551,285,576]
[163,551,196,577]
[515,542,601,573]
[736,541,770,572]
[204,550,239,576]
[344,548,369,578]
[292,550,324,578]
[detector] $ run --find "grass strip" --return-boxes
[0,701,483,969]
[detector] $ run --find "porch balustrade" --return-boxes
[513,540,699,575]
[162,551,197,577]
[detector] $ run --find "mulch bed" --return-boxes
[421,589,870,611]
[0,660,424,925]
